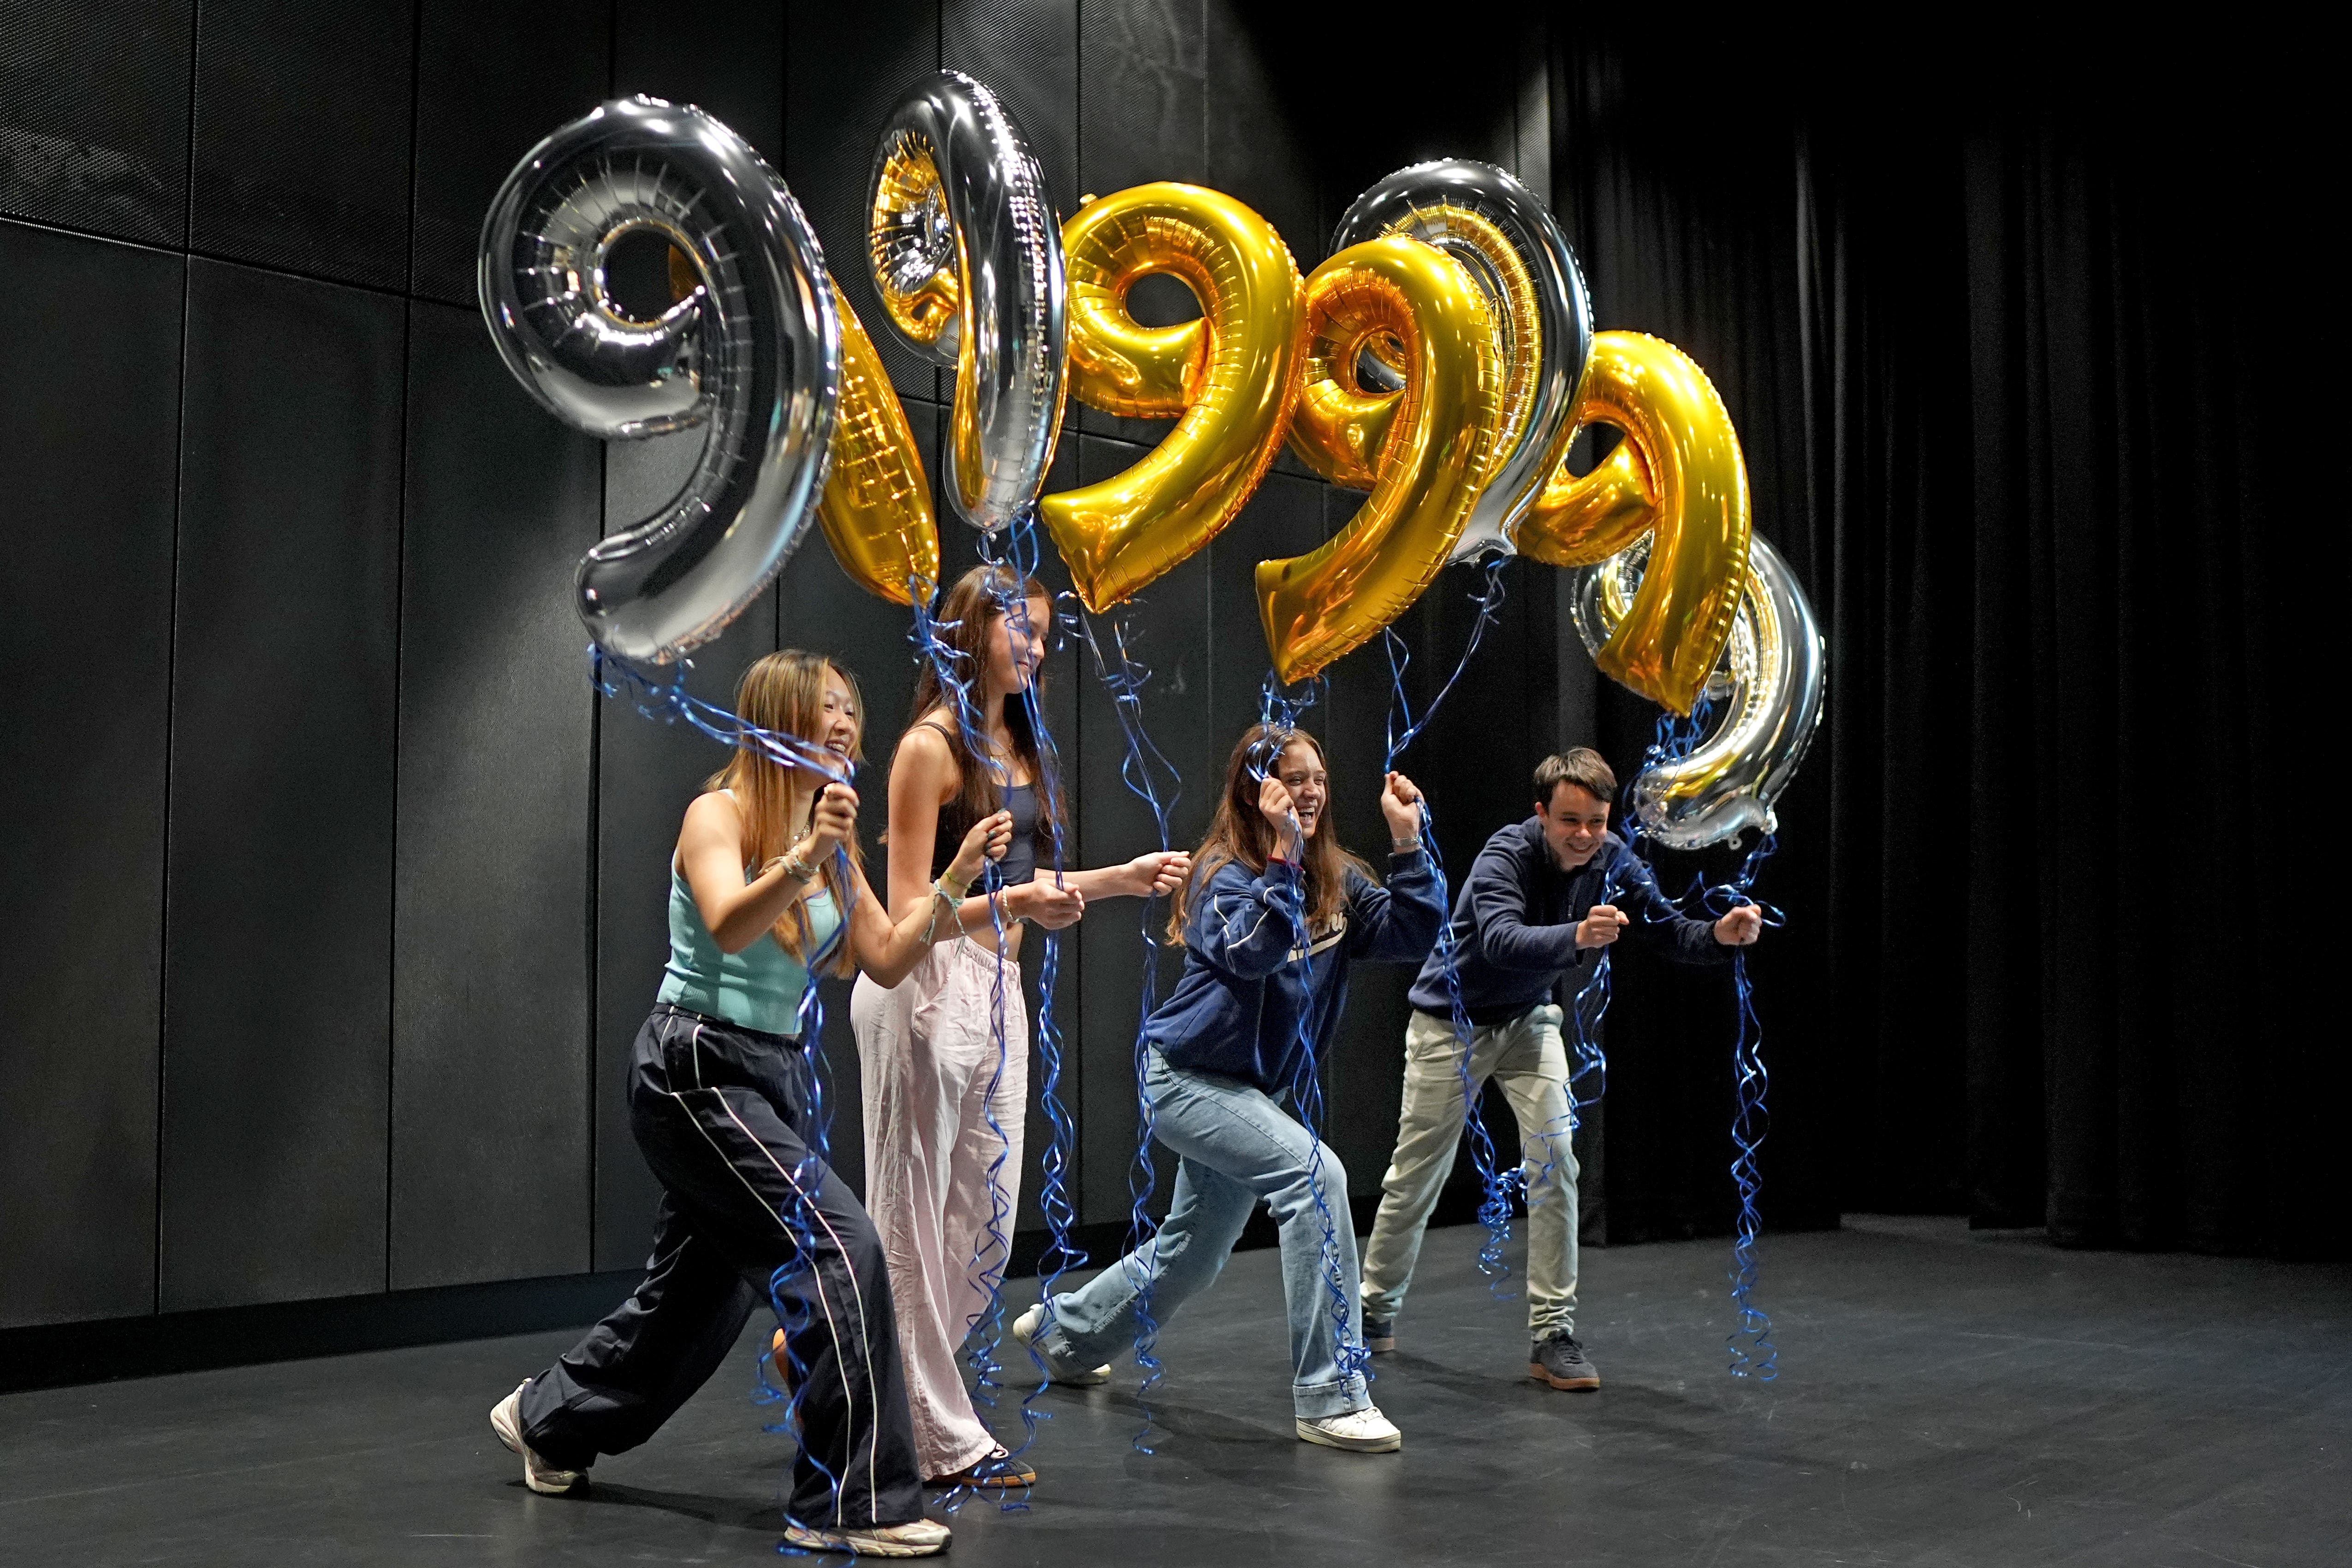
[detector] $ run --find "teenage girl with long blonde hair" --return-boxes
[490,651,1016,1559]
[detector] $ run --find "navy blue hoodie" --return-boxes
[1148,849,1444,1093]
[1405,821,1728,1025]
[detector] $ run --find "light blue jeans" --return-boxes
[1033,1050,1370,1420]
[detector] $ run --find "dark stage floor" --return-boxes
[4,1217,2346,1566]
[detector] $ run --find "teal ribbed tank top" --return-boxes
[656,864,841,1037]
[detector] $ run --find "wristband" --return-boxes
[937,868,970,900]
[1390,836,1422,852]
[778,847,817,882]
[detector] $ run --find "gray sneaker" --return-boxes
[1362,1313,1396,1353]
[1529,1334,1600,1390]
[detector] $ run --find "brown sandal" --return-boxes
[926,1447,1036,1489]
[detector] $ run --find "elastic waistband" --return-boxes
[651,1002,802,1047]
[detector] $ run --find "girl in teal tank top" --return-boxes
[497,651,1021,1557]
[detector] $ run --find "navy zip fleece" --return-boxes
[1149,850,1445,1093]
[1405,820,1728,1025]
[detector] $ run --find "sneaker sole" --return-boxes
[490,1396,584,1495]
[1295,1420,1402,1453]
[782,1524,947,1558]
[1528,1361,1601,1391]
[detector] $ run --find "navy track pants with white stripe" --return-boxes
[517,1004,923,1527]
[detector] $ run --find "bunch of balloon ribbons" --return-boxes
[476,72,1826,1485]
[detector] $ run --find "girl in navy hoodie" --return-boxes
[1013,722,1442,1452]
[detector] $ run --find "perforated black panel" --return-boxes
[785,0,943,408]
[189,0,413,287]
[0,0,195,243]
[409,0,607,305]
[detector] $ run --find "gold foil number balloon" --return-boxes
[1329,160,1592,564]
[1258,236,1508,682]
[1039,184,1304,611]
[1516,331,1750,714]
[815,284,941,606]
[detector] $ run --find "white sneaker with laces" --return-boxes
[1010,1303,1111,1386]
[1295,1404,1403,1453]
[782,1519,951,1557]
[490,1382,585,1495]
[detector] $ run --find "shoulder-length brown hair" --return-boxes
[1166,723,1374,943]
[706,650,863,976]
[903,563,1065,862]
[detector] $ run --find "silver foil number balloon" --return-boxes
[1330,159,1592,564]
[1570,533,1826,849]
[480,96,840,664]
[867,71,1067,532]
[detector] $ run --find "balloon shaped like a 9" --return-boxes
[479,96,840,665]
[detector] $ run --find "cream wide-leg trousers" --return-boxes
[851,938,1029,1478]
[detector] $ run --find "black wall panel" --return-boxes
[1202,0,1319,272]
[189,0,415,289]
[943,0,1078,219]
[162,259,404,1311]
[590,429,780,1269]
[1079,0,1204,196]
[408,0,610,305]
[785,0,942,405]
[614,0,785,166]
[1072,1,1202,446]
[0,221,183,1327]
[390,300,599,1289]
[0,0,195,244]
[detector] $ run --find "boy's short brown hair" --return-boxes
[1534,748,1616,808]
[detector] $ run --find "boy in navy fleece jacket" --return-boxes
[1015,722,1442,1454]
[1358,748,1763,1391]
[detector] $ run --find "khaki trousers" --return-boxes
[1359,1004,1580,1338]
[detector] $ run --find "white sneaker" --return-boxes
[1296,1405,1402,1453]
[490,1382,586,1494]
[1010,1304,1111,1386]
[782,1519,950,1557]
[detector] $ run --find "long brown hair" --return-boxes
[706,650,863,975]
[903,563,1065,862]
[1166,724,1374,943]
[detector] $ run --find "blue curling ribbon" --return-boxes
[1071,603,1184,1452]
[591,647,857,792]
[1378,559,1519,1290]
[1610,703,1787,1381]
[978,511,1087,1491]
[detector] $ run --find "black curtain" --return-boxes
[1550,30,2333,1258]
